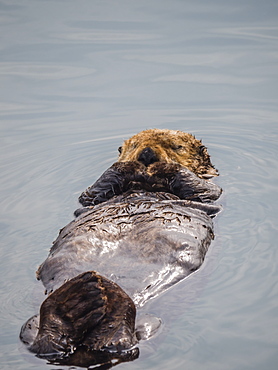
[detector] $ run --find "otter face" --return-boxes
[118,129,218,179]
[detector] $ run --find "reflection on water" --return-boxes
[0,0,278,369]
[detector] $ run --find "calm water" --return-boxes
[1,1,278,369]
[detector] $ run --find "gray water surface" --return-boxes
[1,1,278,369]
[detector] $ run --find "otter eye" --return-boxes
[171,145,184,151]
[118,146,122,154]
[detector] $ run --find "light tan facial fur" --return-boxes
[118,129,218,179]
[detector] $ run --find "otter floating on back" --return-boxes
[20,129,222,368]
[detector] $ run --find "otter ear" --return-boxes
[198,145,206,154]
[118,146,122,154]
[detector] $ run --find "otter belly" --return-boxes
[37,192,220,307]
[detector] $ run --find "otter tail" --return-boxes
[20,271,139,367]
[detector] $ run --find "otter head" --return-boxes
[118,129,218,179]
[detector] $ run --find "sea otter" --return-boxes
[20,129,222,368]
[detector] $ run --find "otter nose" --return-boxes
[138,147,158,166]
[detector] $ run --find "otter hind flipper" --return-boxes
[135,314,162,341]
[21,271,138,364]
[20,314,39,347]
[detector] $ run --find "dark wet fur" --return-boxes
[20,131,222,368]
